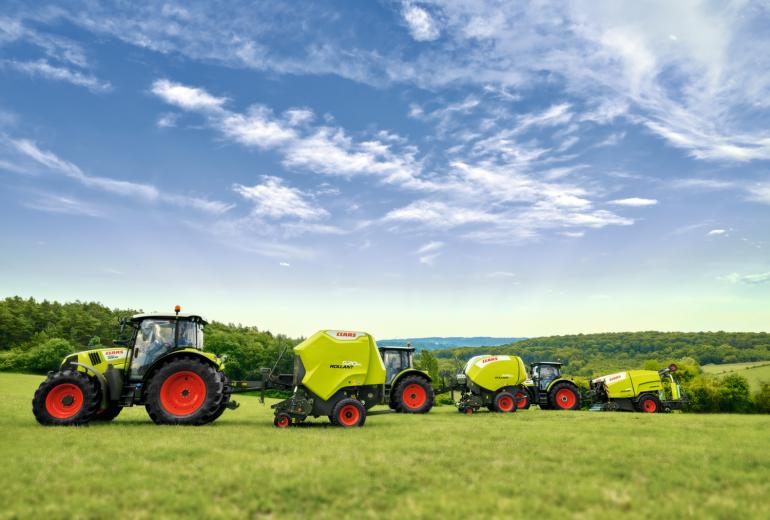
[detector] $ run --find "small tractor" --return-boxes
[588,364,687,413]
[271,330,434,427]
[454,354,528,414]
[32,307,234,426]
[519,361,582,411]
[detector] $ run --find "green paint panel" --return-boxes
[592,370,663,398]
[295,330,386,401]
[464,354,526,392]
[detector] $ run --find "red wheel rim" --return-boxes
[402,383,427,410]
[276,415,290,428]
[514,391,528,409]
[160,371,207,416]
[497,395,514,412]
[555,388,577,409]
[45,383,84,419]
[465,407,473,415]
[642,399,657,413]
[338,404,360,426]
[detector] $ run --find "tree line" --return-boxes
[1,296,768,413]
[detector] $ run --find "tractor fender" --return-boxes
[545,377,579,393]
[71,362,109,410]
[142,349,223,386]
[391,368,432,387]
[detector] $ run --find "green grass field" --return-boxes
[702,362,770,391]
[1,373,769,519]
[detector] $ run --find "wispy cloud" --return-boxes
[22,193,103,218]
[5,137,232,214]
[233,176,328,220]
[719,272,770,285]
[1,59,111,93]
[707,229,728,236]
[608,197,658,207]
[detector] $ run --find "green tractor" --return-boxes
[272,330,434,427]
[588,364,687,413]
[519,361,582,411]
[32,307,234,426]
[454,354,529,414]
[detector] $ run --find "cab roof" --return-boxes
[531,361,562,367]
[378,345,416,352]
[129,313,207,324]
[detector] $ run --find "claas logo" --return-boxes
[481,356,498,364]
[336,332,356,337]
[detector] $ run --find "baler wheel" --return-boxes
[32,369,100,426]
[394,375,435,414]
[274,413,291,428]
[331,398,366,427]
[636,394,661,413]
[145,357,225,425]
[513,389,531,410]
[493,391,517,413]
[549,382,581,410]
[464,407,474,415]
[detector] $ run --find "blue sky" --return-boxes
[1,1,768,337]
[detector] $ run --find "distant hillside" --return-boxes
[431,331,770,376]
[379,337,526,350]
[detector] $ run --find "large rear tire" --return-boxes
[32,370,100,426]
[549,382,581,410]
[493,391,517,413]
[393,375,434,414]
[330,398,366,427]
[145,357,225,425]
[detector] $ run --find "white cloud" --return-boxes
[2,59,111,92]
[416,240,444,255]
[719,271,770,285]
[151,79,226,111]
[418,253,440,265]
[156,113,178,128]
[608,197,658,207]
[747,184,770,205]
[279,261,290,267]
[233,176,328,220]
[707,229,727,236]
[401,2,441,42]
[486,271,516,278]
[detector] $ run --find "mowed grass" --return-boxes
[702,362,770,391]
[1,373,769,519]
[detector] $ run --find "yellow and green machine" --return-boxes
[588,364,687,412]
[31,306,688,428]
[32,307,232,426]
[271,330,434,427]
[454,354,528,414]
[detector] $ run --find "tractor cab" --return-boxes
[530,362,562,391]
[122,311,206,380]
[378,345,415,385]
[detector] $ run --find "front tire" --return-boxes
[330,398,366,427]
[393,375,434,414]
[93,402,122,422]
[145,357,225,425]
[32,370,100,426]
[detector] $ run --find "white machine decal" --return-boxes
[325,330,366,341]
